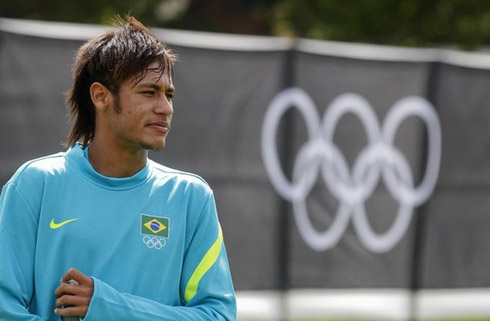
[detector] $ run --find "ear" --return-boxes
[90,82,113,111]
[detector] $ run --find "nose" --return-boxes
[154,93,173,116]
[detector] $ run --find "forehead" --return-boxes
[128,61,173,87]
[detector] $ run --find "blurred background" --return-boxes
[2,1,490,321]
[4,0,490,50]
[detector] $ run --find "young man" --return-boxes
[0,16,236,321]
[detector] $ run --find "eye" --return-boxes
[142,91,155,96]
[166,92,175,101]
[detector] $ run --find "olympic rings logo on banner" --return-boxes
[143,236,167,250]
[261,88,441,253]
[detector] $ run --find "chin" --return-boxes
[141,140,166,151]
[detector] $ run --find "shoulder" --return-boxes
[8,152,67,187]
[148,160,213,196]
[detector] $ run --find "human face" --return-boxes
[108,62,175,152]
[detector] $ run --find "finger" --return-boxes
[54,282,78,298]
[55,281,94,298]
[54,305,87,317]
[55,293,91,309]
[61,268,91,285]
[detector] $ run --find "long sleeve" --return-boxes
[82,193,236,321]
[0,183,44,321]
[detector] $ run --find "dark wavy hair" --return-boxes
[65,15,176,148]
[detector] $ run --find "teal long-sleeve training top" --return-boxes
[0,144,236,321]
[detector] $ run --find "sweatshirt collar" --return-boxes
[65,143,151,190]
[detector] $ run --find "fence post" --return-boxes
[276,46,297,321]
[409,61,441,321]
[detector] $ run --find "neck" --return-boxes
[88,138,148,178]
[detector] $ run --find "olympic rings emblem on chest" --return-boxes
[261,88,441,253]
[143,236,167,250]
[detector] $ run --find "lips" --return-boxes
[146,121,170,133]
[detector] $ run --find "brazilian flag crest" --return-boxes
[141,214,169,238]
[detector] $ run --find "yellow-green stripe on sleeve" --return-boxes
[184,226,223,303]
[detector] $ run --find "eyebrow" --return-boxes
[138,83,175,93]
